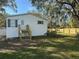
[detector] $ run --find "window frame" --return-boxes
[15,19,18,27]
[8,19,11,27]
[38,21,44,24]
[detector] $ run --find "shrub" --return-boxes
[76,33,79,40]
[47,31,57,37]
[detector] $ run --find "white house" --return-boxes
[6,13,48,38]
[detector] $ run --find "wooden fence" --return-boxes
[48,28,79,36]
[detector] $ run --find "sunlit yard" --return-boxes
[0,36,79,59]
[0,0,79,59]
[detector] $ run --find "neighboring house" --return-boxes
[6,13,48,38]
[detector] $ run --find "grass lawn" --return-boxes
[0,36,79,59]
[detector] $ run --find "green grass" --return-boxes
[0,36,79,59]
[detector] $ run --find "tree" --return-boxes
[30,0,79,28]
[56,0,79,27]
[0,13,6,27]
[56,0,79,20]
[0,0,17,13]
[68,16,79,28]
[0,0,17,27]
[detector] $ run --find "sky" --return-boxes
[5,0,36,15]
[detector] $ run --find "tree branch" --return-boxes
[56,0,79,20]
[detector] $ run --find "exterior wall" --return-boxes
[0,27,6,36]
[6,27,18,38]
[6,14,48,38]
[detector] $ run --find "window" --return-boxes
[8,19,18,27]
[15,20,18,27]
[8,19,10,27]
[38,21,44,24]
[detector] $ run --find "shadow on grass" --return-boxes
[0,47,70,59]
[0,36,79,59]
[36,37,79,51]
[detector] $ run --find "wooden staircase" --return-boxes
[18,25,32,41]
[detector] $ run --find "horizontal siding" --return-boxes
[6,27,18,38]
[0,27,6,36]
